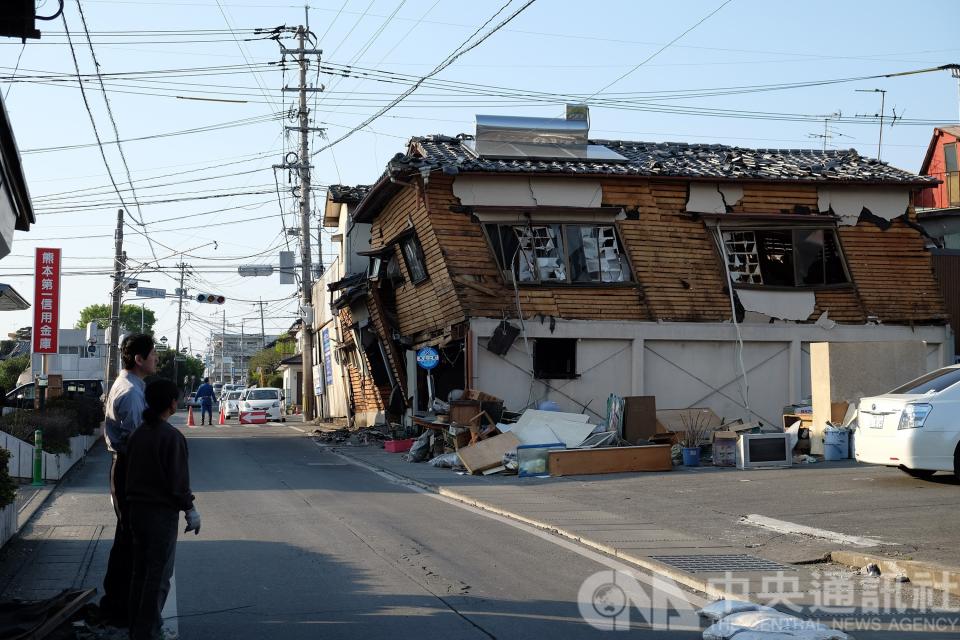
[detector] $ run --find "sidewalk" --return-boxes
[326,440,960,628]
[0,442,114,603]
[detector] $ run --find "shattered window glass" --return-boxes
[485,222,631,284]
[723,228,848,287]
[515,225,565,282]
[567,225,628,282]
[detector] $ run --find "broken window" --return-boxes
[485,223,631,284]
[399,234,428,284]
[533,338,577,379]
[722,228,849,288]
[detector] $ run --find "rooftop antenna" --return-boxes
[855,88,889,161]
[952,66,960,124]
[808,111,845,151]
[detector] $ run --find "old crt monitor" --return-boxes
[736,433,792,469]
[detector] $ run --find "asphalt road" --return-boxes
[174,419,706,639]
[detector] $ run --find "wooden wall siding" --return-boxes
[931,253,960,355]
[337,307,388,414]
[422,175,649,322]
[602,180,730,322]
[730,183,819,214]
[369,180,466,341]
[838,220,947,324]
[809,288,866,324]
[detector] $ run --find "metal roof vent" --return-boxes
[465,104,627,163]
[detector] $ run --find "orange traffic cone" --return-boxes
[218,404,225,425]
[187,405,196,427]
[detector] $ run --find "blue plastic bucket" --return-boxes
[682,447,701,467]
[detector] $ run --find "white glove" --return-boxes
[184,508,201,535]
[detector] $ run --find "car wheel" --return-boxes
[901,467,936,479]
[954,446,960,482]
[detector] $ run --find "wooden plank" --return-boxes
[548,446,673,476]
[458,432,521,474]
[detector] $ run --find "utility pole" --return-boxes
[106,209,124,389]
[173,262,187,390]
[222,308,227,384]
[259,299,266,350]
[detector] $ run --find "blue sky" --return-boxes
[2,0,958,351]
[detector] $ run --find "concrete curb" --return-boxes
[831,550,960,598]
[327,444,754,603]
[16,485,54,531]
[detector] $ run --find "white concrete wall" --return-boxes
[470,318,953,426]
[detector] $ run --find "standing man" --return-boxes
[100,334,158,628]
[194,377,215,425]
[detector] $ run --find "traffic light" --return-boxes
[196,293,226,304]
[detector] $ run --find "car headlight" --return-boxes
[898,403,932,429]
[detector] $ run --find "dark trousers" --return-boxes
[129,503,179,640]
[99,452,131,625]
[201,402,213,423]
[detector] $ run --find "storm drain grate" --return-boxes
[649,554,793,573]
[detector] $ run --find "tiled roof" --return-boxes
[404,135,934,185]
[327,184,371,204]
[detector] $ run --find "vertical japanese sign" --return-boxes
[32,248,61,355]
[321,328,333,385]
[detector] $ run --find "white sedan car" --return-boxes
[856,365,960,479]
[239,387,285,422]
[223,390,243,419]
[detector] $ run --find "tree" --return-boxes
[0,355,29,393]
[75,304,157,334]
[153,350,205,391]
[247,336,295,383]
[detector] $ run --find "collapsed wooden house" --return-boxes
[315,107,951,437]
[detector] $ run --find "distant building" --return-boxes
[204,331,278,383]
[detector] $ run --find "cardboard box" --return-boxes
[712,430,738,467]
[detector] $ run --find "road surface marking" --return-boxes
[286,425,306,433]
[740,514,894,547]
[161,571,178,635]
[321,445,710,612]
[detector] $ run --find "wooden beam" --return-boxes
[548,445,672,476]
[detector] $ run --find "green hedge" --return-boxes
[0,449,15,508]
[0,397,104,455]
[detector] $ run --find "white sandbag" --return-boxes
[697,599,778,622]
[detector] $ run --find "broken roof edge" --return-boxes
[350,133,937,224]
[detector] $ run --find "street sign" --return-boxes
[32,248,61,355]
[279,251,295,284]
[416,347,440,370]
[136,286,166,299]
[238,265,273,277]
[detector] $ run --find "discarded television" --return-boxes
[736,433,792,469]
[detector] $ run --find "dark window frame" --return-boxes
[483,222,634,286]
[532,338,578,380]
[719,224,853,291]
[398,233,428,285]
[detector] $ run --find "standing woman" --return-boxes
[125,379,202,639]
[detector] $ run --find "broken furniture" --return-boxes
[654,408,723,445]
[458,432,522,474]
[547,445,672,476]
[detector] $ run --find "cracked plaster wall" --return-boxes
[686,182,744,213]
[817,187,910,226]
[452,176,603,208]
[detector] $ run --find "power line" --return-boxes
[584,0,735,101]
[311,0,538,158]
[75,0,160,262]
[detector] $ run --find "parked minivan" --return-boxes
[4,379,105,410]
